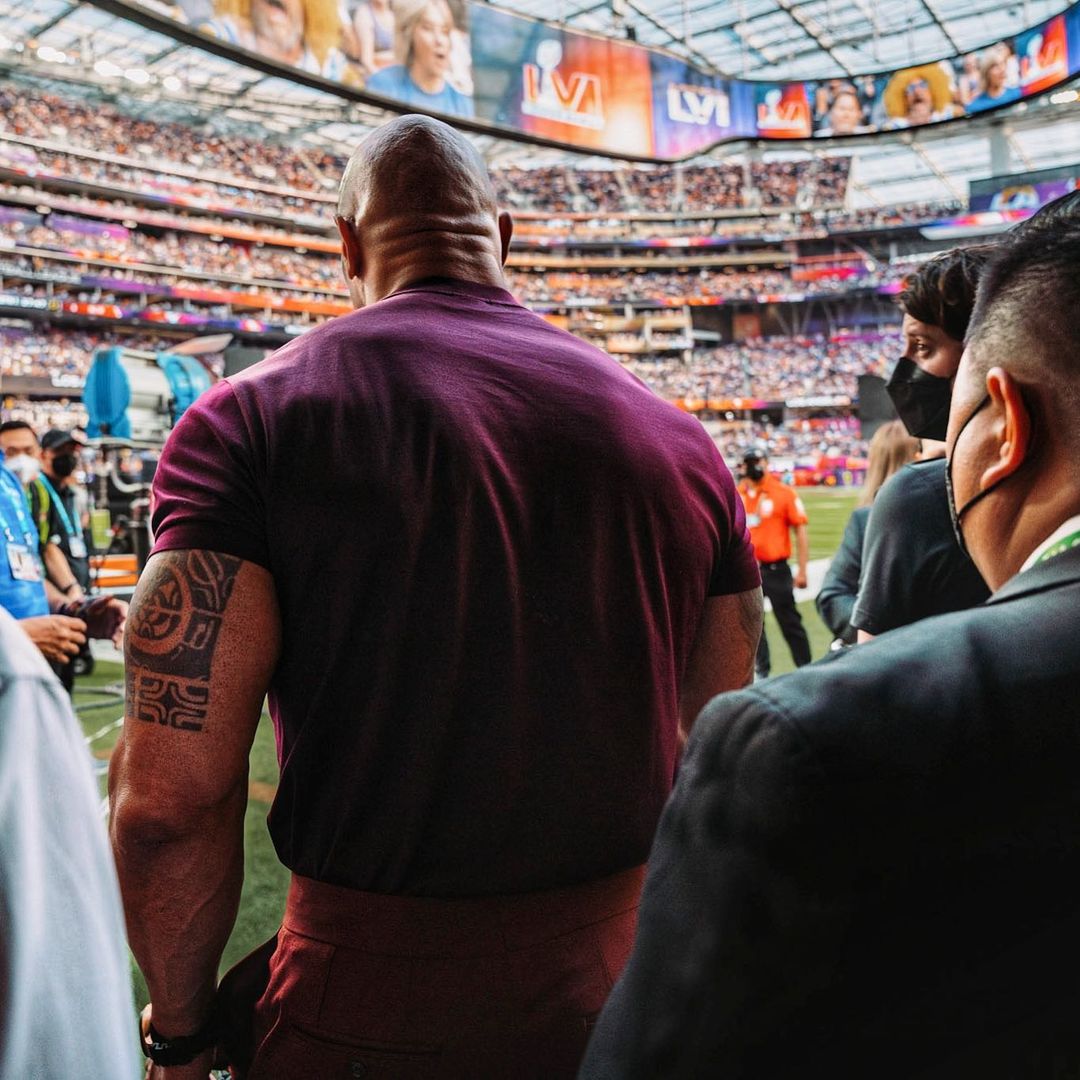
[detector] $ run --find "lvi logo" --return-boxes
[667,83,731,127]
[756,87,809,133]
[522,39,604,130]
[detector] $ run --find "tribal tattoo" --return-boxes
[127,551,241,732]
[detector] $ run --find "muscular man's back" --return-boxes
[153,277,756,895]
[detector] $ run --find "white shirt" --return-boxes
[0,609,141,1079]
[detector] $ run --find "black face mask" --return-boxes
[744,463,765,482]
[50,452,78,478]
[945,393,1024,559]
[886,356,953,442]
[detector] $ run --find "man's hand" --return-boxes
[19,614,86,662]
[793,568,809,590]
[140,1005,216,1080]
[80,595,127,646]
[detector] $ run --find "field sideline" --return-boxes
[76,485,860,1007]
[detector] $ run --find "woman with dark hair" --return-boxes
[849,246,996,641]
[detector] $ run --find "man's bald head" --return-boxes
[337,114,497,227]
[334,115,511,307]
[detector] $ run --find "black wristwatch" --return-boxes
[141,1012,217,1067]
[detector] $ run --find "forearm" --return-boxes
[111,761,248,1033]
[43,543,79,595]
[796,527,809,574]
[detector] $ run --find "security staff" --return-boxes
[39,428,91,591]
[737,447,811,677]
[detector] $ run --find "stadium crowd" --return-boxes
[624,333,897,401]
[507,266,908,306]
[5,70,1080,1080]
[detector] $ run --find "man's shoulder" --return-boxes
[707,576,1078,771]
[882,457,946,500]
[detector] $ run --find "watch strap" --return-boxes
[141,1011,217,1067]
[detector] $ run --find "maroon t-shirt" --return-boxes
[152,278,759,896]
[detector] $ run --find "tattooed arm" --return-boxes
[109,550,280,1072]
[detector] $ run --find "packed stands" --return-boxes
[623,334,898,403]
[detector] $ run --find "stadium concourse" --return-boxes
[3,0,1080,1074]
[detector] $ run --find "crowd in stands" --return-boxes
[491,159,850,215]
[624,334,898,402]
[507,266,909,306]
[0,328,187,381]
[0,217,341,292]
[0,87,341,195]
[0,323,898,407]
[712,416,867,464]
[750,157,851,208]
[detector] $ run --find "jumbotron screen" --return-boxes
[113,0,1080,157]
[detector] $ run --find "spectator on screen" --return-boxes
[365,0,474,117]
[967,47,1022,112]
[200,0,349,80]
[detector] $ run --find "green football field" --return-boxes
[76,485,859,1008]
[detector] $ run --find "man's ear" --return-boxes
[498,210,513,266]
[979,366,1032,492]
[335,216,363,281]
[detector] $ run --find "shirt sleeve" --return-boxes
[151,381,270,571]
[850,470,918,636]
[708,455,762,597]
[787,490,809,527]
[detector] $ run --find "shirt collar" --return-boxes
[390,276,520,308]
[1019,513,1080,574]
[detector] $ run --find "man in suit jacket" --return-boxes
[580,224,1080,1078]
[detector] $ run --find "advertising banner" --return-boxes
[110,0,1080,160]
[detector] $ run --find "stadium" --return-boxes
[2,0,1080,1075]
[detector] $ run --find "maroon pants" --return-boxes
[230,866,644,1080]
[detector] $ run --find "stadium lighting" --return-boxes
[37,46,68,64]
[1051,89,1079,104]
[94,59,123,78]
[124,67,151,85]
[0,32,12,50]
[162,74,182,92]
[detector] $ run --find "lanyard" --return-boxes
[0,476,33,546]
[1035,529,1080,566]
[38,474,78,538]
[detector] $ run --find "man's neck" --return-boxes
[367,251,508,306]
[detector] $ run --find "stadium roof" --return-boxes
[0,0,1079,205]
[512,0,1072,81]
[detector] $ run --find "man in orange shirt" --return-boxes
[738,447,811,677]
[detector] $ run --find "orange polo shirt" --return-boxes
[737,472,808,564]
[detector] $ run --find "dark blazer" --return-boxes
[815,504,869,643]
[581,546,1080,1080]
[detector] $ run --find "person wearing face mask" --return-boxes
[39,429,91,593]
[0,421,85,605]
[580,222,1080,1080]
[0,421,125,687]
[849,247,992,641]
[737,447,811,678]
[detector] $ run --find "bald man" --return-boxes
[111,115,761,1079]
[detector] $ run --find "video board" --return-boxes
[125,0,1080,160]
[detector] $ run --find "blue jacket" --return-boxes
[0,465,49,620]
